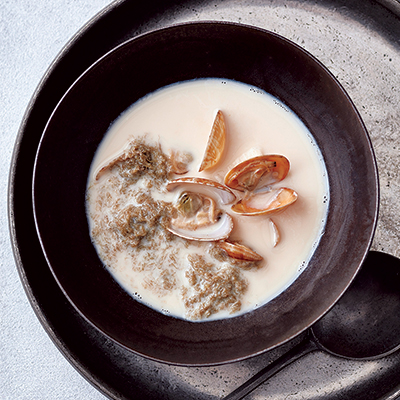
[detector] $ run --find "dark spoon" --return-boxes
[225,251,400,400]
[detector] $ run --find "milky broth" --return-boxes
[86,78,329,321]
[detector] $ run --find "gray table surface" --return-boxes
[1,2,111,398]
[2,0,400,399]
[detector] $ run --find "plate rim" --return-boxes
[7,0,400,398]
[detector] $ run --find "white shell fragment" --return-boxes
[269,218,281,247]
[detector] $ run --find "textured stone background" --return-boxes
[1,2,111,399]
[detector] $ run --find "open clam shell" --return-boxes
[166,177,236,205]
[167,210,233,241]
[224,154,290,192]
[231,187,298,216]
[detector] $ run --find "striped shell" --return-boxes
[198,110,226,172]
[217,241,263,261]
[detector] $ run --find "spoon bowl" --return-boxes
[225,251,400,399]
[313,251,400,359]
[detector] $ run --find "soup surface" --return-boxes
[86,78,329,321]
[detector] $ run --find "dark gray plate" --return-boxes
[9,0,400,398]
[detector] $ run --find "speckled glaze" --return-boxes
[32,21,377,366]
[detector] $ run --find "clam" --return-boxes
[173,191,219,229]
[224,155,290,192]
[217,241,263,261]
[231,187,298,216]
[167,191,233,241]
[166,177,236,205]
[198,110,226,172]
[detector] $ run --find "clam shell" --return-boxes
[167,212,233,241]
[198,110,226,172]
[95,148,128,180]
[217,241,263,261]
[231,187,298,216]
[224,155,290,192]
[166,177,236,205]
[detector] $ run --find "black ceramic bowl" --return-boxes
[33,21,378,366]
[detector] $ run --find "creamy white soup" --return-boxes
[86,78,329,321]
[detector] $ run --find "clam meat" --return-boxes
[169,149,193,175]
[167,191,233,241]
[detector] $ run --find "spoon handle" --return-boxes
[223,336,318,400]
